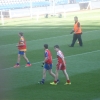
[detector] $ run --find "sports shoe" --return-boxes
[64,82,71,85]
[57,80,60,84]
[14,64,20,68]
[50,82,57,85]
[25,64,31,67]
[38,81,44,84]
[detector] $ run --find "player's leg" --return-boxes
[23,52,29,62]
[77,34,83,46]
[39,63,50,84]
[14,52,21,68]
[48,69,56,78]
[55,63,63,80]
[22,52,31,67]
[43,68,47,80]
[55,69,59,81]
[48,64,55,78]
[17,54,20,63]
[39,68,47,84]
[49,69,60,83]
[62,69,71,85]
[50,69,59,85]
[69,34,77,47]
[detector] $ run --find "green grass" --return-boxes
[0,9,100,100]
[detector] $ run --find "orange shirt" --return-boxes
[18,36,26,51]
[74,22,82,34]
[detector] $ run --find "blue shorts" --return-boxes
[18,51,25,55]
[44,63,52,70]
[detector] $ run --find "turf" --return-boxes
[0,9,100,100]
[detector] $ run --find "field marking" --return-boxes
[0,27,60,32]
[1,49,100,71]
[0,29,99,47]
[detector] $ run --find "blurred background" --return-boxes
[0,0,100,24]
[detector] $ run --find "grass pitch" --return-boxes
[0,9,100,100]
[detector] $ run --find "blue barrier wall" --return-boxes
[0,0,90,10]
[0,1,50,10]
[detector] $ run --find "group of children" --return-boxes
[39,44,71,85]
[13,16,83,85]
[14,32,71,85]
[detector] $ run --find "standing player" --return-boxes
[14,32,31,68]
[38,44,56,84]
[50,45,71,85]
[69,16,83,47]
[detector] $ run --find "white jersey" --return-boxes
[57,50,65,63]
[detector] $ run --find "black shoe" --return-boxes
[38,81,44,84]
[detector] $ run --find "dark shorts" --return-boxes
[18,51,25,55]
[44,63,52,70]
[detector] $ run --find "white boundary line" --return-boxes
[0,29,99,47]
[1,49,100,71]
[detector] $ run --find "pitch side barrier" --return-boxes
[79,1,100,10]
[0,1,100,18]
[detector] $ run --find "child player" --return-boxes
[50,45,71,85]
[38,44,57,84]
[14,32,31,68]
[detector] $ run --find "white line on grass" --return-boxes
[0,29,99,47]
[1,49,100,71]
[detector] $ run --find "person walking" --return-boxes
[14,32,31,68]
[69,16,83,47]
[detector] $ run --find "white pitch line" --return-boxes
[0,49,100,71]
[0,29,99,47]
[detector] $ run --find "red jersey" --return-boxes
[57,50,65,64]
[44,49,52,64]
[18,36,26,51]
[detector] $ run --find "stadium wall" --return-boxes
[91,1,100,9]
[8,4,80,18]
[1,1,100,18]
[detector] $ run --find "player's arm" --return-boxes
[70,29,74,34]
[43,51,48,63]
[17,42,24,47]
[16,38,25,47]
[62,57,66,67]
[42,52,48,67]
[59,53,66,67]
[44,57,48,63]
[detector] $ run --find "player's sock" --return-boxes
[27,62,30,64]
[57,79,59,81]
[57,79,59,83]
[54,80,57,83]
[16,63,19,65]
[42,79,45,83]
[67,80,70,83]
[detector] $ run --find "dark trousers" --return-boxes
[71,34,83,46]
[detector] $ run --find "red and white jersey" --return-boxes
[57,50,65,64]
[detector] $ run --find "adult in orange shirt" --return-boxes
[69,16,83,47]
[14,32,31,68]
